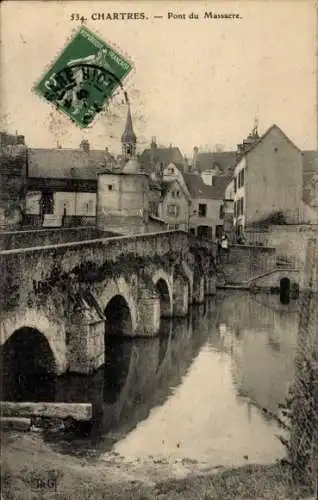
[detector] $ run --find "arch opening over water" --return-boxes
[104,295,133,337]
[1,327,57,401]
[155,278,172,318]
[280,277,291,304]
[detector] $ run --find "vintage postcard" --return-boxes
[1,1,317,499]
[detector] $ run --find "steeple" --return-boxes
[121,103,137,159]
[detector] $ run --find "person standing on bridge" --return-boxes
[220,233,230,263]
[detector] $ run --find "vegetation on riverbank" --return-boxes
[2,431,315,500]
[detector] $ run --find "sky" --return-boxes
[1,0,317,157]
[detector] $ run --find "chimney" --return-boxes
[184,156,189,173]
[16,135,25,145]
[80,139,90,153]
[192,146,199,171]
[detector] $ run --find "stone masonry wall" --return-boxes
[0,231,189,313]
[289,238,318,485]
[0,227,117,250]
[218,244,276,284]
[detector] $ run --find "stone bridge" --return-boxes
[0,230,216,382]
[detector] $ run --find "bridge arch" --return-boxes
[152,270,173,318]
[1,326,58,401]
[0,310,67,375]
[100,277,137,336]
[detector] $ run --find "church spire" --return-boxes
[121,103,137,159]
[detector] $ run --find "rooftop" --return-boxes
[139,145,185,174]
[183,173,230,200]
[27,148,109,180]
[194,151,237,175]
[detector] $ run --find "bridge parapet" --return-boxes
[0,230,217,377]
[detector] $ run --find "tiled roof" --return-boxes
[139,147,185,174]
[194,151,237,174]
[27,148,109,179]
[183,173,230,200]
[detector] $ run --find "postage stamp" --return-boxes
[34,26,133,128]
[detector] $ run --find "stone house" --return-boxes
[25,140,108,226]
[158,179,191,231]
[230,124,303,233]
[97,158,167,234]
[96,107,167,235]
[183,173,228,239]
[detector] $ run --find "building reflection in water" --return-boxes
[31,291,298,465]
[215,292,299,415]
[46,299,215,454]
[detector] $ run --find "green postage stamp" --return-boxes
[34,26,133,127]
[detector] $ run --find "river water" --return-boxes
[40,290,299,468]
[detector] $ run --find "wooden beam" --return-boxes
[1,402,92,421]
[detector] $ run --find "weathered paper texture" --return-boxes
[1,1,317,499]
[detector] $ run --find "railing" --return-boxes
[275,254,298,270]
[226,229,269,246]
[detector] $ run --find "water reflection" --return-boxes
[4,292,301,466]
[113,292,298,466]
[215,292,298,415]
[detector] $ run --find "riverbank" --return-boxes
[2,431,314,499]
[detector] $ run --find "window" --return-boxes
[149,201,159,217]
[234,177,237,193]
[238,198,241,216]
[176,190,180,198]
[236,197,244,217]
[216,225,223,239]
[241,168,245,186]
[167,203,180,216]
[219,204,224,219]
[40,192,54,215]
[168,167,174,174]
[237,169,244,188]
[171,190,175,198]
[108,185,113,191]
[198,203,207,217]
